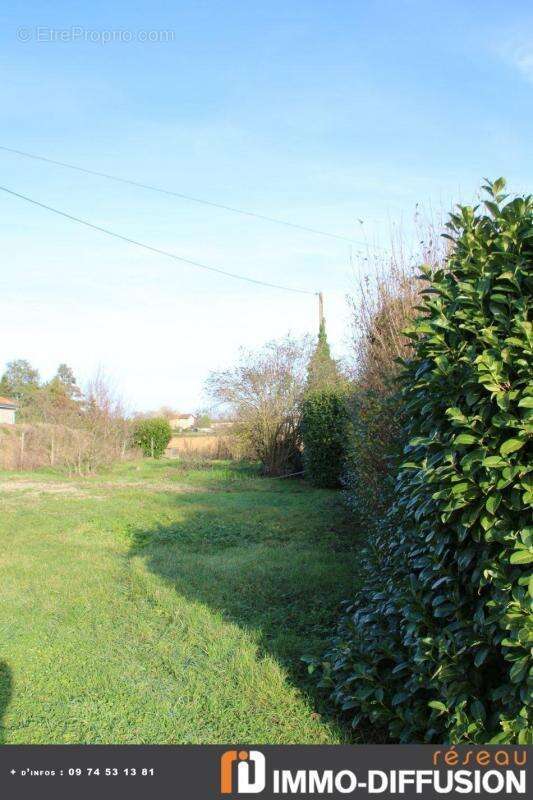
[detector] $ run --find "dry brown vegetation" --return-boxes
[343,220,448,526]
[166,433,242,460]
[349,220,446,390]
[0,370,134,474]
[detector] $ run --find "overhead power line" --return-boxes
[0,184,315,295]
[0,144,370,246]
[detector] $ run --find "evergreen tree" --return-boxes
[1,359,40,400]
[306,319,340,391]
[0,373,12,397]
[0,360,40,419]
[50,363,81,401]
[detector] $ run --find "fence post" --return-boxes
[19,429,25,469]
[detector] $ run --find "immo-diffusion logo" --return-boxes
[221,750,266,794]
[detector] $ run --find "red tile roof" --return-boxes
[0,397,17,407]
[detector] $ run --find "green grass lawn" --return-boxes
[0,459,360,744]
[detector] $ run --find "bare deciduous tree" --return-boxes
[79,369,132,473]
[206,335,311,476]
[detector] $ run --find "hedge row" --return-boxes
[321,180,532,743]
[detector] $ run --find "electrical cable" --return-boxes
[0,184,316,295]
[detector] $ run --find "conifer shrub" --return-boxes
[301,387,349,488]
[321,180,532,743]
[301,320,348,487]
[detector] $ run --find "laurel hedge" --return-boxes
[321,180,532,743]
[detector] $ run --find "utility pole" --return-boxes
[318,291,324,330]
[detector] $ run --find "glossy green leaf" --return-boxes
[509,550,533,565]
[500,438,525,456]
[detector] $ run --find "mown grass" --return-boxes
[0,459,361,744]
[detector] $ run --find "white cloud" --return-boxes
[500,38,533,84]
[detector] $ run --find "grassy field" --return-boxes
[0,459,360,744]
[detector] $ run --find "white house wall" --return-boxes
[0,408,16,425]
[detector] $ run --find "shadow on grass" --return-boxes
[0,661,12,744]
[127,479,359,736]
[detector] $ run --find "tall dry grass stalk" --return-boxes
[343,218,449,529]
[348,218,448,390]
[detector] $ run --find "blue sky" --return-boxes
[1,1,532,411]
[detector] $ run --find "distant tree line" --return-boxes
[1,359,81,423]
[0,360,131,473]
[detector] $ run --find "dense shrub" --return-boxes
[133,417,172,458]
[341,233,444,528]
[342,385,403,528]
[322,180,532,743]
[301,388,348,488]
[301,321,348,487]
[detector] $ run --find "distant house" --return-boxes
[0,397,17,425]
[169,413,195,431]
